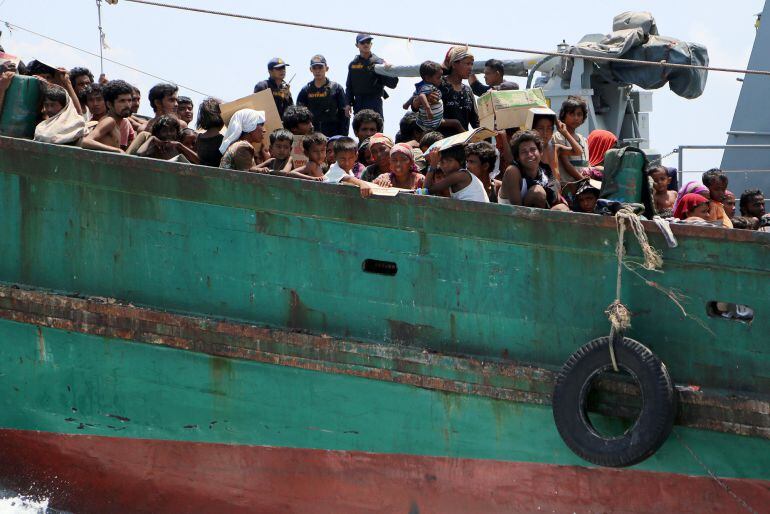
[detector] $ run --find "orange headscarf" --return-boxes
[587,130,618,167]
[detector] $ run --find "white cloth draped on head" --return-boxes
[219,108,266,154]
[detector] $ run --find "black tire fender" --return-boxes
[552,336,676,467]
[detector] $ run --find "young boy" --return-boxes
[423,144,489,202]
[282,106,314,136]
[34,84,86,145]
[82,83,107,123]
[574,180,600,213]
[297,55,349,137]
[292,132,328,179]
[465,141,498,202]
[82,79,134,153]
[254,57,293,120]
[352,109,383,142]
[177,96,194,125]
[649,165,677,217]
[345,34,398,117]
[323,136,374,197]
[419,131,444,155]
[259,129,294,172]
[408,61,463,135]
[702,168,733,227]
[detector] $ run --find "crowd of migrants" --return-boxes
[0,35,767,230]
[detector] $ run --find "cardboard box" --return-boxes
[478,88,548,131]
[523,107,557,130]
[219,90,282,149]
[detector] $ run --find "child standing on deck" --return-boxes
[649,165,678,217]
[554,97,590,182]
[702,168,733,228]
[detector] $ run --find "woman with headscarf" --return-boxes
[219,109,266,171]
[672,181,710,216]
[411,46,479,132]
[586,129,617,178]
[673,192,711,222]
[372,143,425,190]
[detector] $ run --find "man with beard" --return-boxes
[82,79,134,153]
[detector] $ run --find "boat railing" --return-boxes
[677,143,770,207]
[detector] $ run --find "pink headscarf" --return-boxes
[390,143,417,172]
[673,181,709,215]
[368,133,394,149]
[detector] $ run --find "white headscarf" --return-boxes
[219,108,266,154]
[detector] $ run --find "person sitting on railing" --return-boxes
[702,168,733,228]
[81,79,134,154]
[33,84,85,145]
[498,131,568,210]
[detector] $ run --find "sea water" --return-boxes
[0,488,70,514]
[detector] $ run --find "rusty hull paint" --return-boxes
[0,428,768,514]
[0,284,766,440]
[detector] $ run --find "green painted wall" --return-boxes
[0,319,767,481]
[0,137,768,395]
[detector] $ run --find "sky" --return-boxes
[0,0,766,172]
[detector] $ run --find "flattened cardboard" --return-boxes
[219,90,282,149]
[427,127,497,154]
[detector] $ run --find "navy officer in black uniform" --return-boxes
[345,34,398,118]
[297,55,350,137]
[254,57,294,120]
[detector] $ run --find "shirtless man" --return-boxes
[81,80,134,153]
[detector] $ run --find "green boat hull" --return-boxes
[0,137,768,512]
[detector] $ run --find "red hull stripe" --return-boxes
[0,429,767,514]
